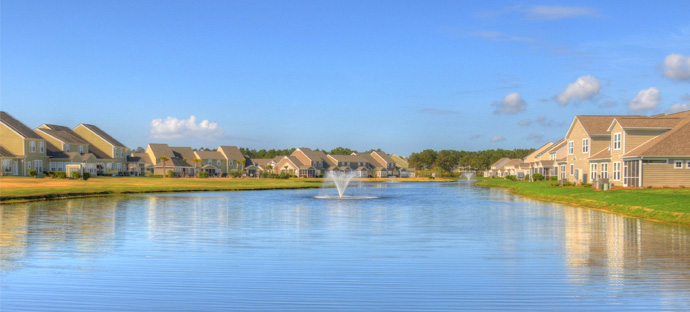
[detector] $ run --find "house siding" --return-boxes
[565,120,591,183]
[73,125,114,157]
[642,161,690,187]
[0,126,25,156]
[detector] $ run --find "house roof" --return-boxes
[147,143,175,159]
[295,148,329,162]
[371,151,395,164]
[0,111,44,139]
[354,153,383,169]
[249,158,274,168]
[568,115,631,138]
[589,148,611,161]
[548,139,567,153]
[490,157,511,169]
[391,154,409,169]
[131,152,152,164]
[201,164,219,170]
[155,158,193,168]
[77,124,126,147]
[170,147,196,161]
[609,117,682,131]
[0,146,17,158]
[329,154,367,163]
[126,155,145,163]
[524,142,553,162]
[625,116,690,157]
[194,150,224,160]
[218,146,244,161]
[35,127,90,145]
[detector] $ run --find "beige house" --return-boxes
[274,156,315,177]
[218,146,245,172]
[291,148,330,176]
[193,150,227,176]
[327,154,370,177]
[145,143,194,176]
[0,112,50,176]
[484,157,511,177]
[244,158,277,177]
[73,124,129,175]
[370,151,397,176]
[391,154,415,177]
[34,124,107,176]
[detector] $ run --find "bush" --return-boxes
[72,171,81,179]
[276,172,291,179]
[147,174,164,178]
[533,173,545,181]
[581,183,592,188]
[49,171,67,179]
[166,170,176,178]
[82,172,90,180]
[229,171,243,178]
[562,181,574,187]
[197,171,209,178]
[550,176,558,181]
[28,169,37,177]
[505,175,517,181]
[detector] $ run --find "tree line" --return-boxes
[408,148,535,172]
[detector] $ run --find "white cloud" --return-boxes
[628,87,661,111]
[491,136,506,142]
[150,115,224,140]
[663,53,690,80]
[556,75,601,106]
[667,94,690,113]
[493,92,527,114]
[524,5,600,20]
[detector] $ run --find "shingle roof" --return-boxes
[155,158,193,167]
[249,158,274,168]
[612,117,682,130]
[625,116,690,157]
[490,157,511,169]
[194,150,224,160]
[328,154,367,163]
[0,111,43,139]
[589,148,611,160]
[77,124,126,147]
[371,151,395,164]
[87,145,111,160]
[131,152,152,164]
[575,115,631,136]
[296,148,329,162]
[524,142,554,162]
[0,146,17,158]
[391,154,409,169]
[170,147,196,161]
[354,153,383,169]
[147,143,175,159]
[35,127,90,145]
[218,146,244,161]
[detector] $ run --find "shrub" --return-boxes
[505,175,517,181]
[679,185,685,188]
[197,171,209,178]
[646,185,653,189]
[72,171,81,179]
[550,176,558,181]
[166,170,176,178]
[229,171,243,178]
[533,173,545,181]
[562,181,574,187]
[82,172,90,180]
[50,171,67,179]
[28,169,37,177]
[147,174,164,178]
[581,183,592,188]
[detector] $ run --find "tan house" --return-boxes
[126,153,150,176]
[193,150,227,176]
[0,112,50,176]
[291,148,330,176]
[274,156,315,177]
[484,157,511,177]
[145,143,194,176]
[370,151,397,176]
[34,124,107,175]
[244,158,277,177]
[327,154,370,177]
[391,154,415,177]
[218,146,245,173]
[73,124,129,175]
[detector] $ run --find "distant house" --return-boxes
[73,124,129,175]
[218,146,245,173]
[34,124,107,176]
[244,158,277,177]
[391,154,415,177]
[274,155,315,177]
[0,112,50,176]
[327,154,370,177]
[145,143,194,176]
[523,142,555,179]
[291,148,330,176]
[485,157,511,177]
[194,150,226,176]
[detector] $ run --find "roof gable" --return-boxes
[0,111,44,139]
[75,124,126,147]
[218,146,244,161]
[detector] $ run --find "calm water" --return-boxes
[2,182,690,311]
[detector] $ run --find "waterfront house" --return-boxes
[218,145,245,173]
[194,150,227,176]
[244,158,277,177]
[145,143,194,176]
[370,151,397,177]
[485,157,511,177]
[524,142,554,179]
[327,154,370,177]
[391,154,415,177]
[291,148,330,176]
[34,124,107,175]
[0,112,50,176]
[73,124,129,175]
[274,155,315,177]
[353,153,386,177]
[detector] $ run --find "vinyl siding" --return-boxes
[0,125,25,156]
[565,120,591,183]
[642,161,690,187]
[625,129,667,152]
[73,125,115,157]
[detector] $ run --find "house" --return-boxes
[327,154,370,177]
[291,148,330,176]
[536,138,566,179]
[218,146,245,172]
[524,142,554,178]
[485,157,511,177]
[73,124,129,175]
[0,112,50,176]
[126,153,149,176]
[563,115,632,184]
[244,158,277,177]
[274,156,315,177]
[588,113,690,187]
[34,124,107,176]
[194,150,227,176]
[370,151,397,176]
[353,153,386,177]
[145,143,194,176]
[391,154,415,177]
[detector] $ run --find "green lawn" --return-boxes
[475,178,690,225]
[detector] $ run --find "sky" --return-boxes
[2,1,689,156]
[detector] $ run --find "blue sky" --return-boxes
[2,1,689,155]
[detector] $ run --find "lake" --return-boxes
[2,181,690,311]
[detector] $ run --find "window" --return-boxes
[570,164,574,175]
[39,141,45,153]
[217,159,221,166]
[591,163,597,180]
[675,160,683,169]
[642,159,667,164]
[613,162,621,180]
[582,139,589,154]
[208,159,212,164]
[613,133,622,150]
[79,146,84,153]
[687,161,690,169]
[64,144,70,152]
[30,141,36,152]
[568,141,574,155]
[27,161,32,169]
[601,163,609,179]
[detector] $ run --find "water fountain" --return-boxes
[461,172,475,181]
[315,171,377,199]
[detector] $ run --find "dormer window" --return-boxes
[613,133,622,150]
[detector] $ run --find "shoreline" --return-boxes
[474,179,690,227]
[0,176,456,204]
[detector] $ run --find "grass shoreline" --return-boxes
[475,178,690,226]
[0,176,455,204]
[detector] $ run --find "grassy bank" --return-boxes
[475,178,690,226]
[0,176,448,203]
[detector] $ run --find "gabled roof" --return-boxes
[355,153,383,169]
[328,154,367,163]
[131,152,152,164]
[608,117,682,131]
[371,151,395,164]
[0,146,17,158]
[548,139,567,153]
[194,150,224,160]
[218,146,244,161]
[566,115,631,138]
[295,147,329,162]
[524,142,553,162]
[490,157,511,169]
[589,147,611,161]
[0,111,43,139]
[35,127,90,145]
[147,143,175,159]
[76,124,126,147]
[249,158,275,169]
[625,116,690,157]
[391,154,409,169]
[170,147,196,161]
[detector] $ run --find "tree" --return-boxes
[329,147,356,155]
[409,149,437,170]
[193,158,203,177]
[159,156,169,177]
[436,150,459,173]
[240,158,246,175]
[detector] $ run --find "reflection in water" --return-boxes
[1,185,690,311]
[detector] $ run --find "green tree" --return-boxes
[158,156,169,177]
[436,150,459,172]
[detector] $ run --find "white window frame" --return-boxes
[591,163,597,180]
[687,161,690,169]
[216,159,221,166]
[613,133,622,150]
[560,165,565,180]
[27,161,32,169]
[582,139,589,154]
[570,164,574,175]
[39,141,45,153]
[613,162,621,181]
[30,141,36,153]
[79,146,84,153]
[601,163,609,179]
[568,141,574,155]
[675,160,683,169]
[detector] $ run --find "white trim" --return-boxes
[674,160,684,169]
[613,132,622,150]
[613,161,621,181]
[582,138,589,154]
[568,141,574,155]
[686,161,690,169]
